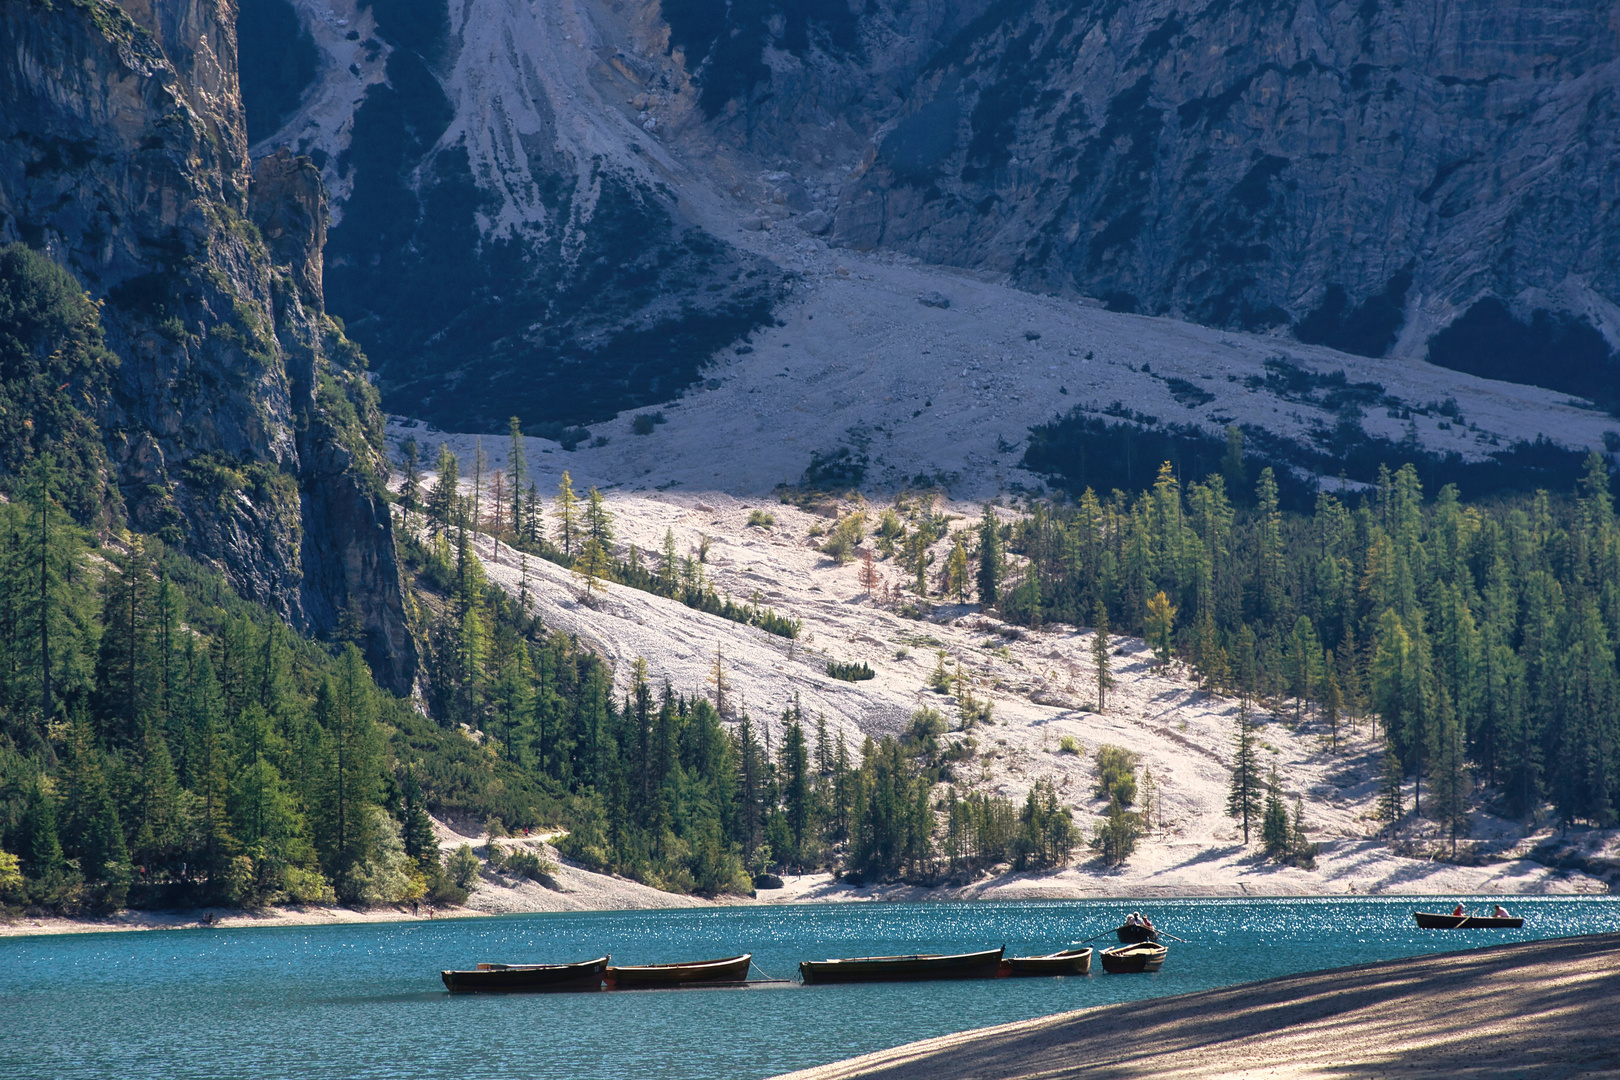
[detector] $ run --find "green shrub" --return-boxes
[827,659,874,681]
[747,509,775,528]
[445,844,480,891]
[505,848,558,883]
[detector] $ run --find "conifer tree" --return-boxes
[553,471,581,556]
[522,485,543,547]
[427,444,458,536]
[1261,765,1289,859]
[1227,701,1262,843]
[1378,739,1405,835]
[398,437,420,522]
[948,536,969,602]
[1091,598,1112,712]
[976,504,1002,605]
[1145,590,1176,669]
[507,418,527,535]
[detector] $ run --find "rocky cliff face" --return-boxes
[830,0,1620,370]
[0,0,414,692]
[238,0,1618,415]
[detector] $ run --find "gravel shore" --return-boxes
[770,933,1620,1080]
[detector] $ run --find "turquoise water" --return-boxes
[3,896,1617,1079]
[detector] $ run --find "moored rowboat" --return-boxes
[1099,943,1167,974]
[441,956,609,993]
[799,947,1005,984]
[1413,911,1524,929]
[606,954,753,988]
[1004,947,1092,977]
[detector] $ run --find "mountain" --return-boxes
[833,0,1620,395]
[0,0,414,691]
[236,0,1618,428]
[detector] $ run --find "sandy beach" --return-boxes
[771,933,1620,1080]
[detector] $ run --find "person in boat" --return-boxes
[1452,904,1466,917]
[1125,912,1142,927]
[1493,904,1510,918]
[1140,915,1156,932]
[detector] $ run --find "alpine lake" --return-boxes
[4,895,1617,1079]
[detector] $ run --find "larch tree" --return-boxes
[553,471,581,556]
[1145,590,1176,669]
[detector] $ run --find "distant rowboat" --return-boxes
[1099,943,1167,974]
[1004,947,1092,977]
[1413,911,1524,929]
[1115,923,1160,944]
[799,947,1005,984]
[441,956,609,993]
[607,954,753,988]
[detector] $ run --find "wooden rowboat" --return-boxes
[1004,947,1092,977]
[1099,943,1167,974]
[1413,911,1524,929]
[1115,923,1160,944]
[606,954,753,988]
[799,947,1005,984]
[441,955,609,993]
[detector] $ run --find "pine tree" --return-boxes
[976,504,1002,605]
[1261,765,1289,859]
[1378,739,1405,836]
[315,646,380,901]
[507,417,527,536]
[427,444,458,536]
[522,485,543,547]
[398,437,420,522]
[1227,701,1262,844]
[1091,598,1112,712]
[1428,691,1472,856]
[948,536,969,602]
[1288,796,1316,869]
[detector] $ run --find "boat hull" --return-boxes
[1099,944,1167,974]
[1115,924,1159,944]
[1004,948,1092,977]
[1412,912,1524,929]
[800,947,1005,984]
[441,956,609,993]
[607,954,753,988]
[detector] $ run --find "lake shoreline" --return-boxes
[0,866,1591,939]
[768,932,1620,1080]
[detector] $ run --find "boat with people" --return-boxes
[1413,909,1524,929]
[441,956,610,993]
[799,947,1006,984]
[1099,943,1168,974]
[606,954,753,988]
[1116,910,1160,943]
[1003,947,1093,977]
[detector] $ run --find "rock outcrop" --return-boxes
[0,0,414,691]
[829,0,1620,364]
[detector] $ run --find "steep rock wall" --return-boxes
[831,0,1620,365]
[0,0,414,691]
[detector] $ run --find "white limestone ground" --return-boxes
[390,483,1611,901]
